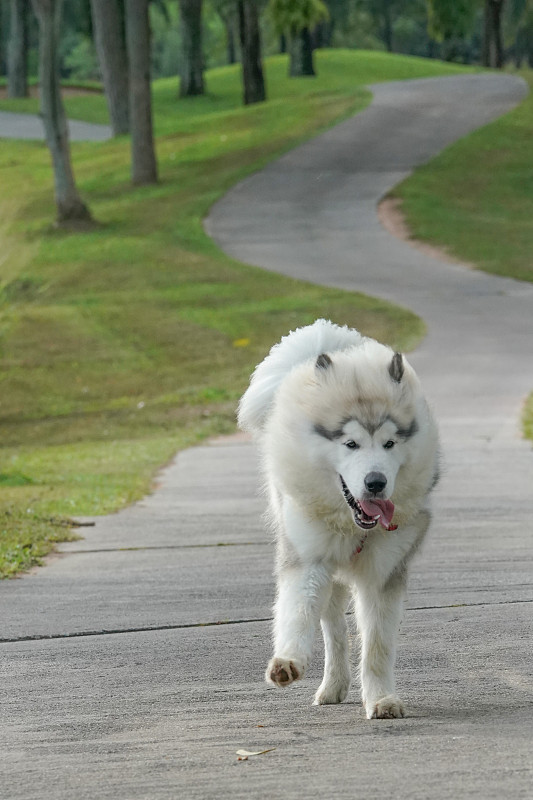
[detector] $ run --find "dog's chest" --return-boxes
[326,528,371,567]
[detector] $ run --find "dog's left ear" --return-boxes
[316,353,333,371]
[389,352,404,383]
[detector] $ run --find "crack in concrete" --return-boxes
[59,542,268,555]
[1,598,530,645]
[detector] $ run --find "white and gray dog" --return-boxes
[238,319,439,718]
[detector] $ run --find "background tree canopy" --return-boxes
[1,0,532,85]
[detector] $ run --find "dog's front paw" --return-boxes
[265,657,304,687]
[366,694,405,719]
[313,676,351,705]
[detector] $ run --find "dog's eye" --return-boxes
[344,440,359,450]
[383,440,395,449]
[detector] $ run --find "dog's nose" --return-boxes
[364,471,387,495]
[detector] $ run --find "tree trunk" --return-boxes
[381,1,393,52]
[178,0,205,97]
[31,0,92,224]
[312,20,332,49]
[8,0,29,98]
[289,26,315,77]
[226,16,237,64]
[90,0,129,135]
[216,4,237,64]
[528,24,533,68]
[482,3,490,65]
[512,23,526,68]
[483,0,505,68]
[215,3,237,64]
[491,0,504,68]
[124,0,158,185]
[226,22,236,64]
[237,0,266,105]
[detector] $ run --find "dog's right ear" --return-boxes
[389,352,404,383]
[316,353,332,371]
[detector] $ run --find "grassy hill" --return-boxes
[0,50,480,576]
[393,70,532,283]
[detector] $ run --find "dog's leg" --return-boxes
[354,569,407,719]
[266,562,332,688]
[313,581,351,705]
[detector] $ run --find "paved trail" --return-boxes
[1,74,532,800]
[0,109,111,140]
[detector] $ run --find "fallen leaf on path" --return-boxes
[236,748,276,758]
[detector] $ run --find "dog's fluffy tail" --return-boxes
[238,319,366,434]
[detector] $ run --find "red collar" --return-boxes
[352,533,368,558]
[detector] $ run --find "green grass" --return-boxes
[523,395,533,441]
[0,50,475,577]
[393,69,533,283]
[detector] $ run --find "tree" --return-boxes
[365,0,396,51]
[8,0,29,98]
[30,0,92,225]
[178,0,205,96]
[289,25,315,75]
[426,0,478,58]
[90,0,130,135]
[507,0,533,67]
[353,0,409,52]
[124,0,158,184]
[268,0,329,75]
[482,0,505,67]
[319,0,354,47]
[213,0,238,64]
[237,0,266,104]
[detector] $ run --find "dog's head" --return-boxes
[305,343,423,531]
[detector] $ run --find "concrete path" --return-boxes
[2,73,532,800]
[0,109,112,141]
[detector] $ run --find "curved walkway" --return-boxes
[207,73,531,425]
[0,109,112,141]
[1,73,532,799]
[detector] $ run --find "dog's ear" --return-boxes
[316,353,332,371]
[388,352,404,383]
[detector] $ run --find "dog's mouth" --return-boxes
[340,476,398,532]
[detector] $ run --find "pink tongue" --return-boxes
[359,498,395,529]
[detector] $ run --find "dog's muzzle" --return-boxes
[340,476,398,532]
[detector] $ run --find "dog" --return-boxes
[238,319,439,719]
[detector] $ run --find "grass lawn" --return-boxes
[0,50,476,577]
[393,70,533,283]
[523,395,533,439]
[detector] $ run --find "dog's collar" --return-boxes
[352,532,369,559]
[352,517,401,559]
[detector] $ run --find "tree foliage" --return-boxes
[268,0,328,76]
[426,0,478,42]
[268,0,329,35]
[506,0,533,65]
[354,0,413,52]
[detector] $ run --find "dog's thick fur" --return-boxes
[238,320,439,719]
